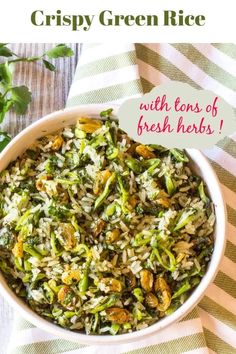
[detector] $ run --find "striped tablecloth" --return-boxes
[9,43,236,354]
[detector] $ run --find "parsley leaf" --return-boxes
[10,86,32,115]
[0,131,11,152]
[0,62,13,85]
[42,59,56,72]
[0,44,74,152]
[0,97,13,123]
[46,44,74,59]
[0,44,13,57]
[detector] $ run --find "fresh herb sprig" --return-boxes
[0,43,74,151]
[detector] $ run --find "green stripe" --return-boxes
[180,307,200,321]
[172,44,236,91]
[66,79,142,106]
[125,333,207,354]
[74,51,137,80]
[217,137,236,160]
[214,271,236,299]
[225,240,236,263]
[212,43,236,60]
[227,205,236,229]
[140,77,155,94]
[200,296,236,331]
[15,319,36,331]
[135,44,200,89]
[206,159,236,194]
[203,328,235,354]
[11,339,85,354]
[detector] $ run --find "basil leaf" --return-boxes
[42,59,56,72]
[10,86,32,114]
[46,44,74,59]
[0,131,11,152]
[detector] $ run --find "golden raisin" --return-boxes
[36,175,52,192]
[93,170,111,195]
[154,277,170,293]
[126,272,137,289]
[59,223,76,251]
[156,197,171,208]
[146,292,159,308]
[136,145,156,159]
[128,196,138,209]
[154,277,171,312]
[77,117,102,133]
[106,308,132,324]
[106,229,121,244]
[62,269,81,285]
[52,135,64,151]
[100,278,123,293]
[140,269,154,292]
[12,241,23,258]
[127,142,140,155]
[58,286,76,309]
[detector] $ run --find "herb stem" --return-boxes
[8,56,42,64]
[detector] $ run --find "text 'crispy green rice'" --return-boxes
[0,109,215,335]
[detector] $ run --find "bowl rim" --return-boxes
[0,105,227,345]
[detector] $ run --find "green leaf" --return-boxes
[46,44,74,59]
[10,86,32,115]
[100,108,113,118]
[0,97,13,123]
[0,44,13,57]
[0,131,11,152]
[42,59,56,71]
[0,62,13,85]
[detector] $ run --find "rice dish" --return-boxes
[0,110,215,335]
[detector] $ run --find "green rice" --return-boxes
[0,110,215,335]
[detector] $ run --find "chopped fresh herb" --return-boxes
[170,149,189,162]
[0,131,11,151]
[45,44,74,59]
[0,44,74,151]
[42,59,56,72]
[100,108,113,118]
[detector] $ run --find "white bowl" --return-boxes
[0,105,226,345]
